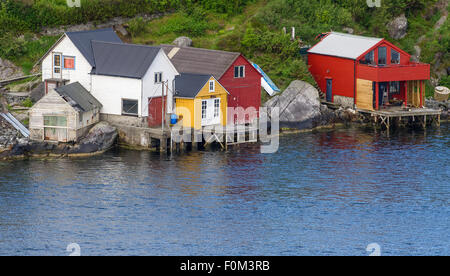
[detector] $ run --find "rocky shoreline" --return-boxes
[0,122,118,161]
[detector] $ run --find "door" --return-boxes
[53,53,62,79]
[326,79,332,102]
[201,99,221,126]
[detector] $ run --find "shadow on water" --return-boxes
[0,124,448,255]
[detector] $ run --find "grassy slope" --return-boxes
[3,0,448,99]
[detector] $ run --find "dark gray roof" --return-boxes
[91,41,161,79]
[66,28,123,66]
[161,45,241,79]
[55,82,102,112]
[175,73,212,98]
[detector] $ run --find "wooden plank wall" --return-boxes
[356,78,374,111]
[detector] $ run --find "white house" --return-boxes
[90,41,179,127]
[38,28,123,93]
[38,28,179,128]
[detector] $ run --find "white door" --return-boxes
[201,98,221,126]
[53,53,62,79]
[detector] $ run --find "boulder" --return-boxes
[265,80,322,129]
[342,27,354,34]
[73,122,118,153]
[0,58,23,80]
[173,36,193,47]
[387,14,408,40]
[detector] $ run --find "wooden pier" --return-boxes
[357,107,442,132]
[111,122,260,154]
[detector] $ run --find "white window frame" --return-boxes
[234,65,245,78]
[201,100,207,119]
[209,80,215,92]
[214,98,220,118]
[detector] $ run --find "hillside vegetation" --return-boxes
[0,0,448,97]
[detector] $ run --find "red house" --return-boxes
[308,32,430,111]
[161,45,262,124]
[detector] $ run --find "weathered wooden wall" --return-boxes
[356,78,374,111]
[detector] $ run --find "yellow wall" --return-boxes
[175,77,228,129]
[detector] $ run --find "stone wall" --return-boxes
[334,95,354,108]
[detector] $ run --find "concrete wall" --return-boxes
[42,35,93,91]
[100,113,148,128]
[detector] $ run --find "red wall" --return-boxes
[219,55,262,124]
[308,53,355,100]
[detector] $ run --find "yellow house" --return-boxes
[174,73,229,129]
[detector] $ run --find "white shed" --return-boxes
[29,82,102,142]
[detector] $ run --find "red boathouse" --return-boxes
[161,45,262,124]
[308,32,430,111]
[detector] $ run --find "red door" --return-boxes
[148,96,166,127]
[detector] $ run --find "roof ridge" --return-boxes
[161,44,241,55]
[66,27,115,35]
[330,31,383,40]
[93,40,161,49]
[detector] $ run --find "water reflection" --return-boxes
[0,125,448,255]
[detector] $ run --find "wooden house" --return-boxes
[161,45,262,124]
[174,73,229,129]
[308,32,430,111]
[29,82,102,142]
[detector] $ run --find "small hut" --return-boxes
[29,82,102,142]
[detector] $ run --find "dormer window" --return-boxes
[209,80,215,92]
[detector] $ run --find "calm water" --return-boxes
[0,125,449,256]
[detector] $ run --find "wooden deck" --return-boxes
[357,106,442,131]
[357,106,442,117]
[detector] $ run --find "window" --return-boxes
[44,116,67,127]
[360,50,374,65]
[209,80,215,92]
[234,66,245,78]
[378,47,387,65]
[54,54,61,67]
[154,72,163,84]
[122,99,139,116]
[214,99,220,118]
[53,53,62,74]
[391,50,400,64]
[64,56,75,69]
[390,81,400,94]
[201,101,207,119]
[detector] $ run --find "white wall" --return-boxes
[41,35,93,91]
[91,74,142,116]
[142,49,179,116]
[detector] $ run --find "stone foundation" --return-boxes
[100,113,148,128]
[334,95,354,108]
